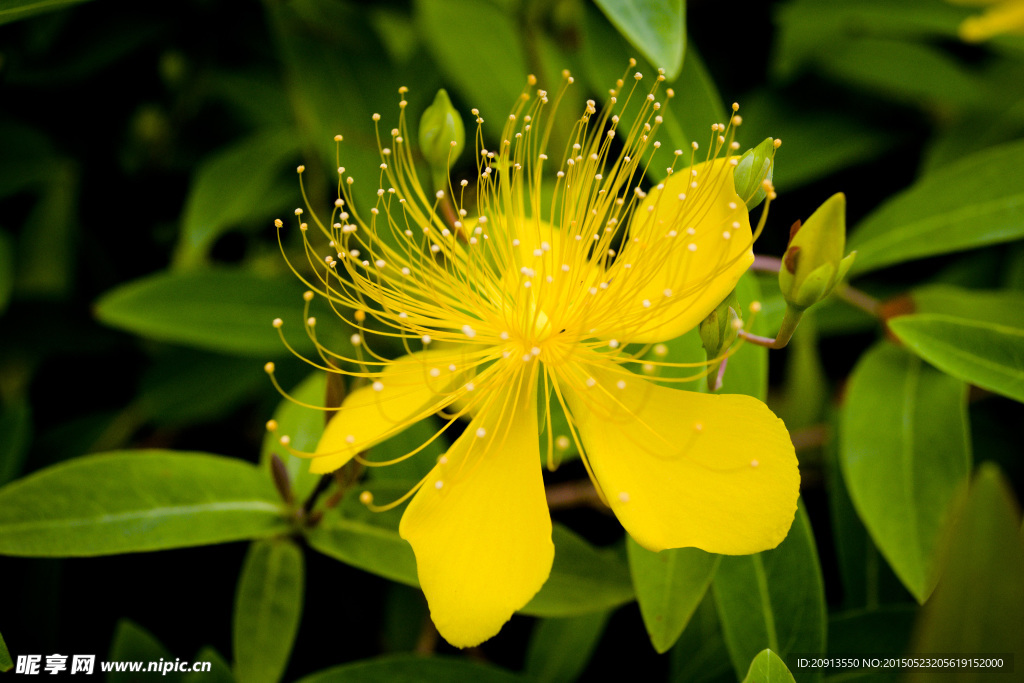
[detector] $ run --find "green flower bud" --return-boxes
[700,291,741,359]
[419,89,465,190]
[779,192,857,311]
[733,137,778,210]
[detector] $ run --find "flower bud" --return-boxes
[778,192,856,311]
[733,137,776,210]
[419,89,465,189]
[700,291,741,359]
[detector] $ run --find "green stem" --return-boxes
[739,306,804,349]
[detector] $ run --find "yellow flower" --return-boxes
[950,0,1024,41]
[271,67,799,648]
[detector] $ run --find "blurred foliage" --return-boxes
[1,0,1023,681]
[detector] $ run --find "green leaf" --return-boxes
[261,372,327,503]
[628,538,720,653]
[525,611,611,683]
[593,0,685,80]
[582,7,722,172]
[712,503,826,683]
[0,0,94,26]
[741,649,796,683]
[0,451,288,556]
[108,620,178,683]
[0,398,31,487]
[669,592,735,683]
[139,349,269,428]
[524,527,634,617]
[906,464,1024,682]
[174,130,299,268]
[910,285,1024,329]
[234,539,304,683]
[849,139,1024,275]
[16,160,77,298]
[309,491,633,617]
[184,648,233,683]
[841,342,971,602]
[829,606,916,658]
[889,314,1024,404]
[0,630,11,672]
[94,268,316,358]
[415,0,526,138]
[295,654,527,683]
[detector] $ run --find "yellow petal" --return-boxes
[606,158,754,343]
[311,350,464,474]
[560,360,798,554]
[399,371,553,647]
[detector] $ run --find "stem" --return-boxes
[739,306,803,349]
[711,358,728,392]
[546,480,607,511]
[835,283,882,318]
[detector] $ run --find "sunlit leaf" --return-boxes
[910,285,1024,329]
[234,539,304,683]
[593,0,685,80]
[295,654,527,683]
[712,503,826,682]
[841,342,971,602]
[628,538,719,653]
[889,314,1024,403]
[525,611,611,683]
[906,464,1024,682]
[0,451,288,556]
[0,631,11,673]
[741,649,796,683]
[184,648,233,683]
[849,139,1024,275]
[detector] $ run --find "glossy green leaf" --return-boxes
[0,230,13,315]
[108,620,178,683]
[0,630,11,672]
[712,503,826,683]
[94,268,315,357]
[910,285,1024,329]
[174,130,298,268]
[849,139,1024,275]
[889,314,1024,404]
[841,342,971,601]
[0,451,288,556]
[184,648,233,683]
[0,398,31,487]
[0,0,94,26]
[525,611,611,683]
[234,539,304,683]
[295,654,527,683]
[907,464,1024,681]
[309,491,632,617]
[593,0,685,80]
[415,0,525,137]
[741,649,796,683]
[261,372,327,503]
[628,538,720,653]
